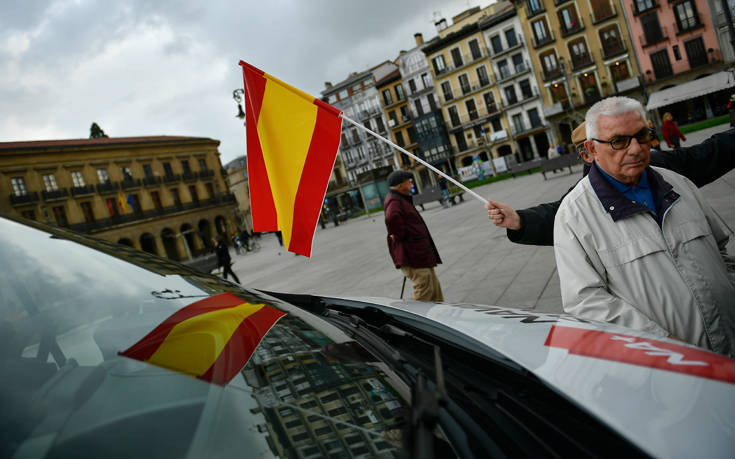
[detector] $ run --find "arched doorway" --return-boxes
[180,223,198,256]
[198,219,213,248]
[161,228,180,261]
[118,238,134,247]
[140,233,157,255]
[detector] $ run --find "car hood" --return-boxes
[324,296,735,458]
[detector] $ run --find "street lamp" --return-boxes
[233,88,246,123]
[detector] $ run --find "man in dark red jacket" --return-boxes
[384,170,443,302]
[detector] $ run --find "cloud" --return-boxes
[1,0,484,163]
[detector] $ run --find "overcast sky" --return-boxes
[1,0,485,165]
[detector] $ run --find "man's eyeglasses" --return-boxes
[591,128,653,150]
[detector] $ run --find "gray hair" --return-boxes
[585,97,646,140]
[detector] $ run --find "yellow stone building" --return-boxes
[511,0,644,145]
[0,136,238,261]
[423,3,518,169]
[375,66,420,174]
[224,155,252,232]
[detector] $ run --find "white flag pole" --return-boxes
[341,115,488,205]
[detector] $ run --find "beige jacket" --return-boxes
[554,165,735,356]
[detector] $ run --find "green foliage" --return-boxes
[680,115,729,134]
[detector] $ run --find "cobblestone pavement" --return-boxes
[231,124,735,314]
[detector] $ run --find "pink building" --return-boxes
[622,0,734,122]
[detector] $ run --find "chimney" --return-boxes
[324,81,333,89]
[435,18,447,33]
[414,33,424,46]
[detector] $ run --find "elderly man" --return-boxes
[384,170,444,302]
[553,97,735,356]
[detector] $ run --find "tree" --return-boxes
[89,123,109,138]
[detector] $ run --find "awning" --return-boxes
[646,71,735,111]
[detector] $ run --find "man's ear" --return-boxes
[583,139,596,160]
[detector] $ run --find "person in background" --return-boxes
[213,235,240,284]
[661,112,686,148]
[384,170,444,302]
[554,96,734,356]
[647,120,661,150]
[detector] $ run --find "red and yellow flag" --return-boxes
[239,61,342,257]
[119,292,285,385]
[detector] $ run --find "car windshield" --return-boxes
[0,217,410,458]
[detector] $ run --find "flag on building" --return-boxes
[119,292,286,385]
[117,192,128,213]
[239,61,342,257]
[127,193,136,213]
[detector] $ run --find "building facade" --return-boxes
[224,155,252,232]
[0,136,237,261]
[513,0,645,145]
[623,0,732,122]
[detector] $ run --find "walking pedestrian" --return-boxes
[213,235,240,284]
[661,112,686,148]
[384,170,444,302]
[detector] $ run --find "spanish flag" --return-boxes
[240,61,342,257]
[119,292,285,385]
[117,191,128,213]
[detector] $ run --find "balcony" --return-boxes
[199,169,215,179]
[510,121,547,138]
[162,173,181,184]
[70,184,96,196]
[640,26,668,48]
[591,3,617,24]
[96,182,120,194]
[602,40,627,59]
[488,36,525,59]
[674,15,703,35]
[542,67,564,82]
[121,178,142,190]
[560,18,585,38]
[182,171,198,182]
[570,53,593,70]
[501,88,540,110]
[42,188,69,201]
[358,107,380,120]
[526,5,546,20]
[9,191,40,206]
[533,33,555,49]
[495,61,531,83]
[67,193,238,234]
[143,176,162,186]
[632,0,658,16]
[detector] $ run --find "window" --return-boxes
[512,113,525,132]
[205,182,215,198]
[198,158,208,171]
[447,106,461,127]
[171,188,182,206]
[531,19,549,45]
[483,92,497,112]
[673,45,682,60]
[498,60,511,80]
[458,74,471,94]
[558,6,581,34]
[52,205,68,227]
[181,160,191,174]
[610,60,631,82]
[375,117,385,132]
[504,86,518,105]
[441,81,454,101]
[400,105,409,121]
[635,0,654,13]
[641,13,664,45]
[408,78,417,93]
[528,108,542,127]
[80,201,95,223]
[466,99,478,120]
[421,73,431,88]
[338,89,348,100]
[491,117,502,132]
[162,162,174,177]
[527,0,543,14]
[427,93,437,111]
[382,89,393,106]
[540,50,558,76]
[520,79,533,99]
[151,190,163,210]
[395,84,405,100]
[11,177,28,196]
[505,28,518,48]
[121,167,133,181]
[71,171,85,187]
[450,47,463,67]
[569,38,590,68]
[650,49,673,78]
[512,54,525,73]
[590,0,614,21]
[490,35,502,54]
[600,25,623,57]
[469,39,482,60]
[395,131,405,147]
[97,168,110,184]
[189,185,199,202]
[105,198,118,216]
[684,37,707,68]
[432,55,446,74]
[414,99,424,117]
[42,174,59,192]
[550,83,569,103]
[477,66,490,86]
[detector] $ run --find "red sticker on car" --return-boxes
[545,325,735,385]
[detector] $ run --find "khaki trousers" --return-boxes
[400,266,444,302]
